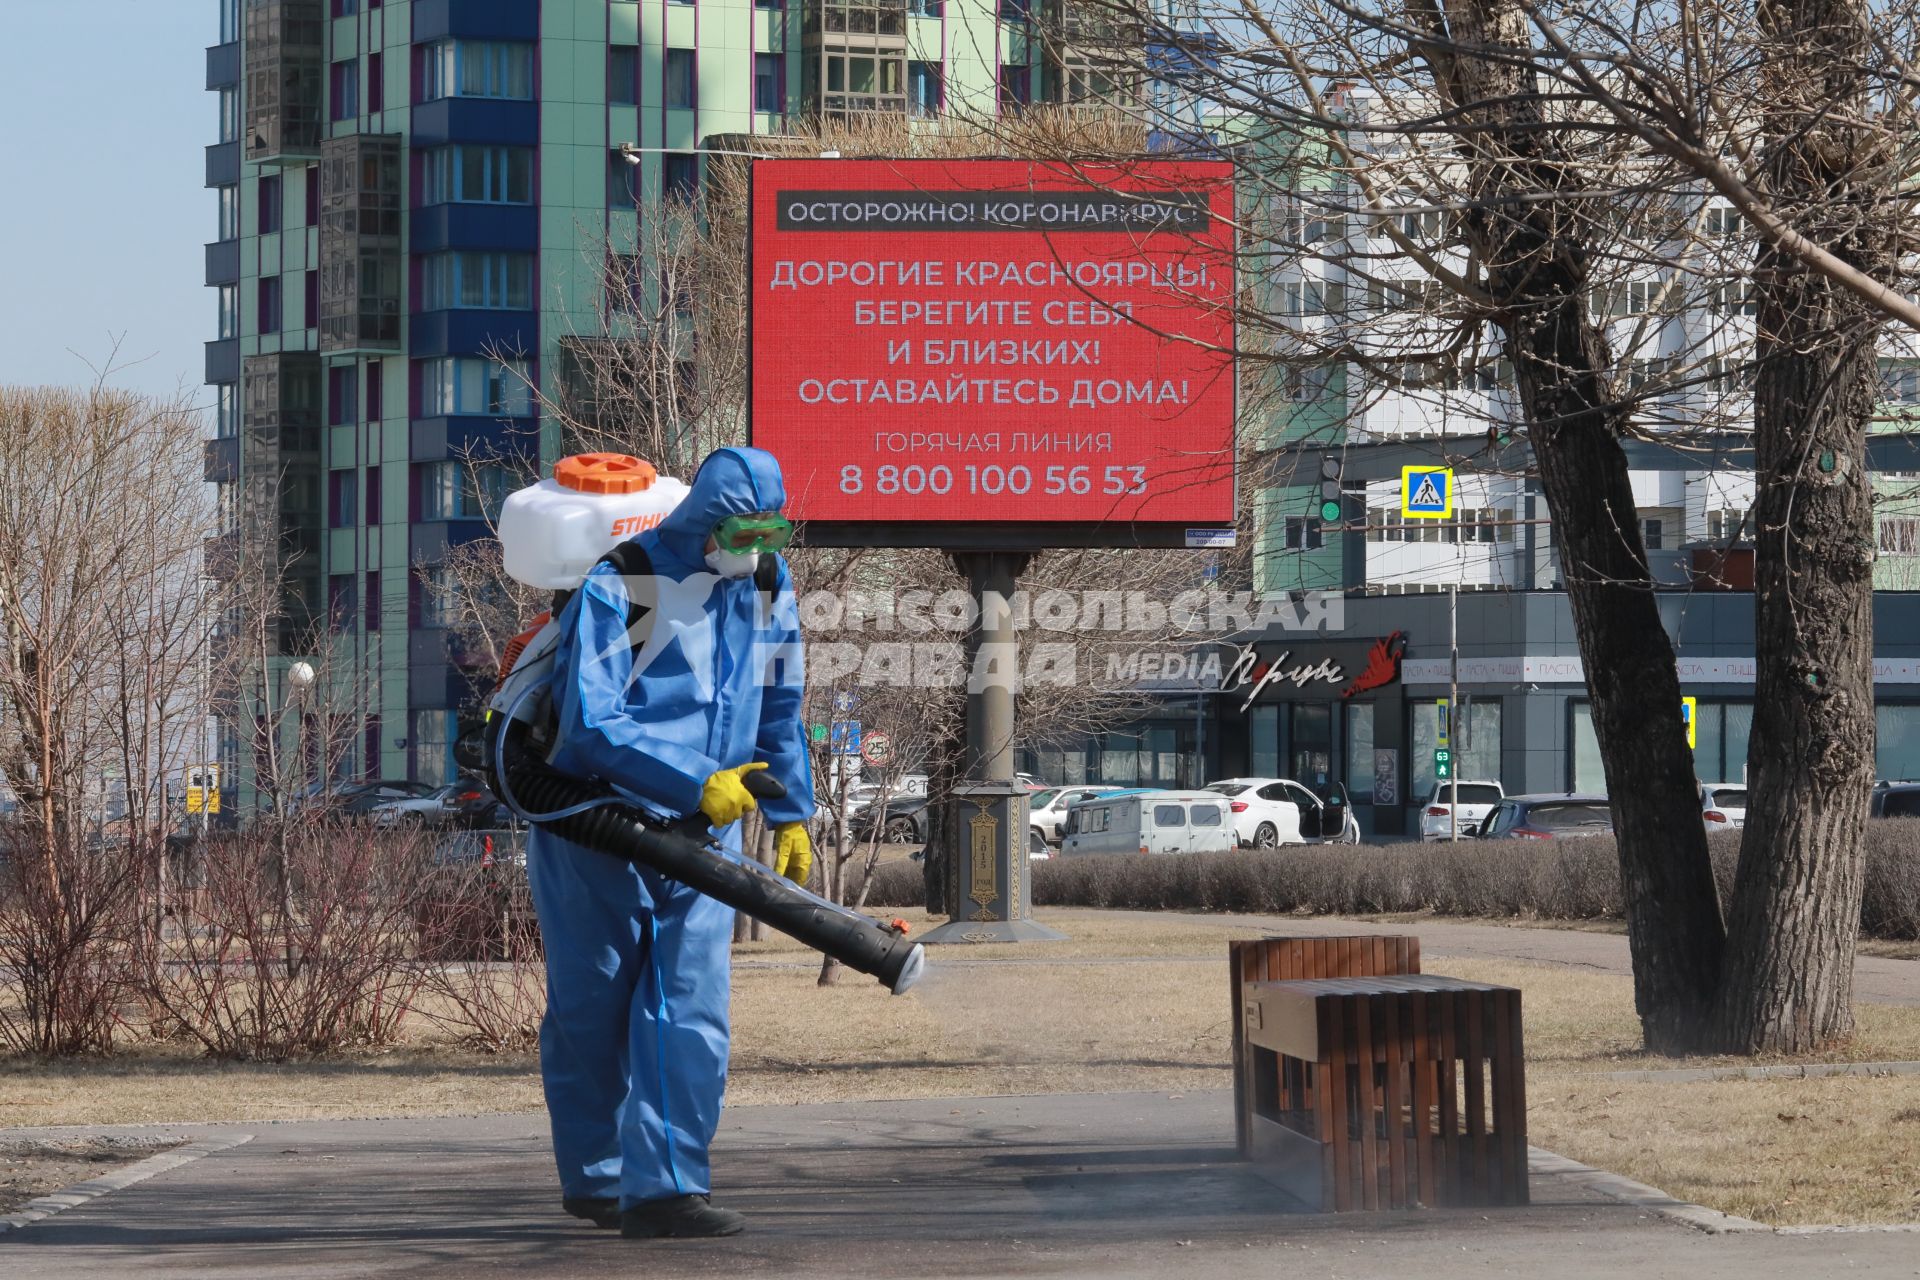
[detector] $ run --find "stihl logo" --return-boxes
[611,513,665,537]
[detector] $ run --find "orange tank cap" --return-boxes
[554,453,657,495]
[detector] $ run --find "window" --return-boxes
[328,573,356,631]
[422,146,534,205]
[364,465,382,523]
[306,164,320,224]
[218,184,240,240]
[608,45,638,104]
[1399,208,1446,240]
[1705,206,1746,238]
[1190,804,1224,827]
[419,252,534,310]
[258,275,282,333]
[1277,280,1344,315]
[367,50,384,112]
[756,0,785,8]
[332,0,358,14]
[365,361,383,421]
[908,0,943,12]
[999,64,1030,112]
[418,460,509,521]
[420,41,534,101]
[664,152,698,199]
[419,356,534,416]
[216,384,239,438]
[363,569,382,631]
[754,52,782,114]
[607,153,637,209]
[330,58,359,119]
[1285,363,1336,402]
[328,470,357,527]
[217,285,239,339]
[1282,516,1324,551]
[1152,803,1185,828]
[219,0,240,44]
[1880,517,1920,555]
[1643,517,1665,551]
[607,254,642,314]
[1706,355,1755,395]
[908,60,943,117]
[1884,364,1920,405]
[327,365,359,424]
[1710,280,1758,316]
[1707,508,1747,543]
[219,87,239,142]
[999,0,1031,16]
[665,49,696,109]
[258,174,283,234]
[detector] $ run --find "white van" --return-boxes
[1060,789,1236,857]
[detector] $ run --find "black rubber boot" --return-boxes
[562,1196,622,1229]
[620,1194,747,1239]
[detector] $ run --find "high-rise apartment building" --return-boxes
[204,0,1099,794]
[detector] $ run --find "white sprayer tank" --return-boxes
[498,453,690,590]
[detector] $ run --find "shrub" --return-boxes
[0,828,146,1055]
[866,822,1920,941]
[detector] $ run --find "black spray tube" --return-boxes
[507,762,927,994]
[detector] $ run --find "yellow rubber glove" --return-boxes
[774,822,813,885]
[699,762,768,828]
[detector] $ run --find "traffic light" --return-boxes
[1317,455,1343,524]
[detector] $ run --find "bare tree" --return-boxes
[1056,0,1918,1052]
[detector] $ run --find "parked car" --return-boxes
[1420,780,1505,841]
[1871,782,1920,817]
[1029,786,1125,846]
[1204,777,1356,847]
[846,773,931,817]
[1700,782,1748,829]
[1061,789,1236,857]
[342,780,445,826]
[1474,793,1613,839]
[416,828,535,961]
[436,775,504,829]
[850,793,931,844]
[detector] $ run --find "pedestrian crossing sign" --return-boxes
[1401,466,1454,519]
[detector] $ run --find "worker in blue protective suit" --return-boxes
[527,445,815,1240]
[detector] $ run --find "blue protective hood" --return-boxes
[656,446,788,565]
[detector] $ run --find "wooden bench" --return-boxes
[1241,975,1528,1211]
[1229,937,1422,1157]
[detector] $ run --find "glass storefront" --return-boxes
[1344,703,1376,801]
[1571,699,1752,791]
[1877,704,1920,782]
[1019,717,1207,788]
[1410,698,1501,799]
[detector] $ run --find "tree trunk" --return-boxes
[1712,0,1883,1053]
[1433,0,1728,1050]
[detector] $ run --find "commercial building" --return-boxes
[203,0,1100,796]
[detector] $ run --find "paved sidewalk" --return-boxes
[6,1091,1920,1278]
[1093,910,1920,1006]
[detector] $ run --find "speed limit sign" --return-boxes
[860,729,895,768]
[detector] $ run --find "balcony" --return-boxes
[206,239,240,287]
[202,531,240,581]
[243,0,325,164]
[409,204,537,254]
[205,339,241,385]
[205,141,240,189]
[411,0,539,41]
[318,134,404,353]
[409,414,538,462]
[408,309,537,359]
[206,41,239,90]
[204,436,240,484]
[408,98,538,148]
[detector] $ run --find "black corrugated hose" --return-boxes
[504,760,926,995]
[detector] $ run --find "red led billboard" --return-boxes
[748,158,1236,544]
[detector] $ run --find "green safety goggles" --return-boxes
[713,511,794,554]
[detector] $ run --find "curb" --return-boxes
[0,1133,254,1236]
[1526,1146,1771,1234]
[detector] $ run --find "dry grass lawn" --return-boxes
[3,907,1918,1226]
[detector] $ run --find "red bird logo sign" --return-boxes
[1341,631,1408,699]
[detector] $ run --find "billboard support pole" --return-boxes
[920,550,1067,946]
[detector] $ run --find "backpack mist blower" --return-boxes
[462,453,926,996]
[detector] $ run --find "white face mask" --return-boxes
[705,547,761,579]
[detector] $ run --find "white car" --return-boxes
[846,773,929,817]
[1028,785,1125,845]
[1701,782,1747,828]
[1205,777,1357,847]
[1419,780,1505,841]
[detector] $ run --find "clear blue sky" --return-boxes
[0,5,213,411]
